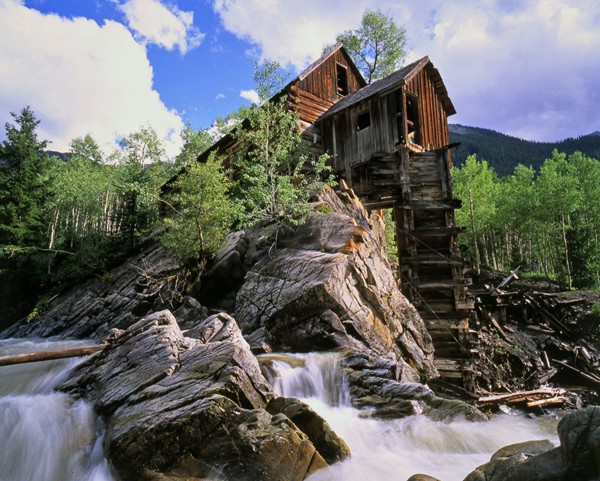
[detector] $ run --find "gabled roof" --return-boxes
[317,56,456,122]
[198,44,366,162]
[296,42,367,88]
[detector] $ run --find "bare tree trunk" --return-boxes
[469,188,480,274]
[561,215,573,289]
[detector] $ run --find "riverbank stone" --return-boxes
[461,407,600,481]
[57,310,341,481]
[339,348,486,422]
[267,396,351,464]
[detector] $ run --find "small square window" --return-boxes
[357,111,371,131]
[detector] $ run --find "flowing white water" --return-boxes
[263,352,560,481]
[0,339,114,481]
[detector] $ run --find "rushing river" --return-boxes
[0,339,560,481]
[263,352,560,481]
[0,339,114,481]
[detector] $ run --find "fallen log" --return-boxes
[478,387,566,407]
[553,359,600,386]
[0,345,105,367]
[527,396,567,408]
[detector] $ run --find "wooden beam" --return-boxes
[0,345,105,367]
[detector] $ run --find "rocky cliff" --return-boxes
[2,184,448,479]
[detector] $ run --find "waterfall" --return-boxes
[0,339,114,481]
[262,352,560,481]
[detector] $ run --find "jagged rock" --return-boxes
[555,406,600,479]
[340,349,486,422]
[1,243,182,341]
[267,396,351,464]
[233,185,437,381]
[407,475,442,481]
[462,407,600,481]
[173,296,208,331]
[463,440,559,481]
[58,310,338,481]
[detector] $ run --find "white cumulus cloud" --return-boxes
[240,89,260,104]
[0,0,184,157]
[213,0,600,141]
[213,0,368,70]
[116,0,205,54]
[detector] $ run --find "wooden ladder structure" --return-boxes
[361,147,475,390]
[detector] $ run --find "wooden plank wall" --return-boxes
[296,49,363,104]
[322,91,400,172]
[405,68,450,151]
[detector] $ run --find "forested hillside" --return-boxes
[449,124,600,176]
[451,152,600,289]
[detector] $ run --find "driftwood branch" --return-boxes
[0,345,105,367]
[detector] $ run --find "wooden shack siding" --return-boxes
[406,68,449,151]
[327,93,401,168]
[296,49,363,104]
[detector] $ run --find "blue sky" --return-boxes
[1,0,599,158]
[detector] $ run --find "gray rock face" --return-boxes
[210,185,437,381]
[1,243,199,341]
[340,349,486,422]
[460,407,600,481]
[58,310,340,481]
[267,396,351,465]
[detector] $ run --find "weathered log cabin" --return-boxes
[193,44,474,389]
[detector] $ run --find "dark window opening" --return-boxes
[357,111,371,131]
[405,94,421,146]
[336,64,348,96]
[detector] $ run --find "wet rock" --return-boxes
[234,185,437,381]
[407,475,442,481]
[463,440,559,481]
[462,407,600,481]
[58,310,335,481]
[556,406,600,479]
[267,396,351,464]
[340,348,486,422]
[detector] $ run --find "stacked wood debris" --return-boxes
[468,268,600,412]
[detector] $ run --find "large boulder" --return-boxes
[267,396,351,465]
[460,407,600,481]
[58,310,344,481]
[212,184,437,381]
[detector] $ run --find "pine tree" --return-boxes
[0,106,53,247]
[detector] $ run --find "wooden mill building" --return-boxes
[197,44,474,388]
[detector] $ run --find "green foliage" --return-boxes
[334,9,407,84]
[452,150,600,288]
[175,122,212,166]
[0,106,53,247]
[232,61,334,230]
[316,204,333,214]
[383,209,398,263]
[451,155,498,273]
[589,302,600,323]
[112,126,170,248]
[27,295,50,323]
[161,154,240,264]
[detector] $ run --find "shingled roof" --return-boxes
[317,56,456,122]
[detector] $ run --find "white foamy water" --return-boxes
[0,339,114,481]
[262,352,559,481]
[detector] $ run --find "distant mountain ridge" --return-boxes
[448,124,600,176]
